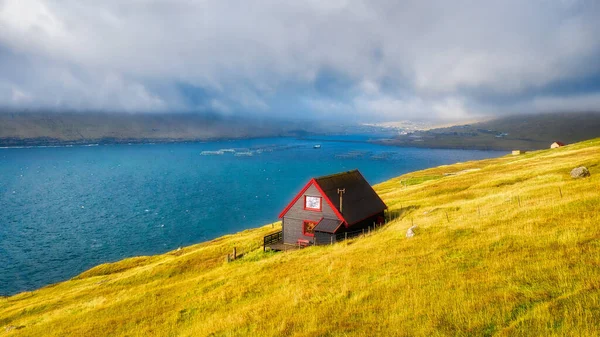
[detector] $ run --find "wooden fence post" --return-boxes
[233,247,237,260]
[345,232,347,240]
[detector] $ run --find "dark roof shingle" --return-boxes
[315,170,386,226]
[314,218,343,233]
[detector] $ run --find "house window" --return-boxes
[304,196,322,211]
[303,220,318,237]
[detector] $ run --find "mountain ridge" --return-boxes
[0,112,325,146]
[378,111,600,150]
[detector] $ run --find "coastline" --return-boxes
[372,138,524,151]
[0,135,291,149]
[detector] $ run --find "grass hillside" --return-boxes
[2,139,600,336]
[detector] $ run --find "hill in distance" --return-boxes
[0,111,340,147]
[379,111,600,151]
[1,137,599,336]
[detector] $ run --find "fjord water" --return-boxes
[0,137,502,295]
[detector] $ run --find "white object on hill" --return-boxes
[406,225,418,238]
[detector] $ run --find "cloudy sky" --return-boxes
[1,0,599,122]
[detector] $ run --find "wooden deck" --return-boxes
[265,241,301,252]
[263,231,303,252]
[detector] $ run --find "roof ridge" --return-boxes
[314,169,359,181]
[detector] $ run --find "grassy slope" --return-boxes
[2,139,600,336]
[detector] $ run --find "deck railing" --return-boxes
[263,222,384,248]
[263,231,283,251]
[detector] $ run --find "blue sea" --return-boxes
[0,136,503,295]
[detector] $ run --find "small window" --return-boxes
[303,220,318,237]
[304,196,322,211]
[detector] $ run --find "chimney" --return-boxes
[337,188,346,213]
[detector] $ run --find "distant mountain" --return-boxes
[378,112,600,151]
[0,111,333,147]
[5,111,598,150]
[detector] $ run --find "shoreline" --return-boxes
[0,136,267,149]
[372,139,518,151]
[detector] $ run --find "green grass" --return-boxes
[400,175,443,186]
[2,138,600,336]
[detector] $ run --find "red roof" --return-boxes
[553,141,565,146]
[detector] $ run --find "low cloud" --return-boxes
[531,93,600,113]
[0,0,599,121]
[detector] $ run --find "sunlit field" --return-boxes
[2,138,600,336]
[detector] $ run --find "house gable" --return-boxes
[279,181,345,244]
[277,170,388,244]
[278,179,345,223]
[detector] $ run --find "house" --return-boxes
[512,150,524,155]
[551,141,565,149]
[272,170,387,248]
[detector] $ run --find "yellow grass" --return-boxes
[2,138,600,336]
